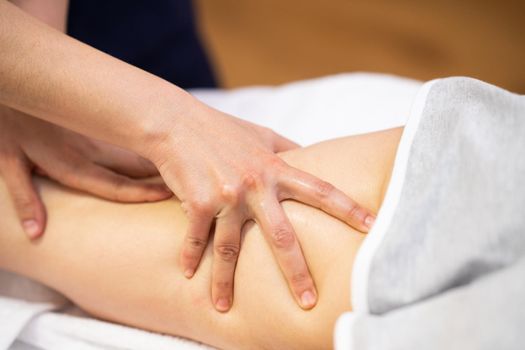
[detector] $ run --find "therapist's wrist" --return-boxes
[134,83,202,162]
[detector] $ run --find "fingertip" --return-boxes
[299,289,317,310]
[364,214,376,231]
[215,297,231,312]
[184,268,195,279]
[159,185,173,198]
[142,184,173,202]
[180,250,197,278]
[180,246,202,280]
[153,183,172,195]
[22,219,42,239]
[153,188,173,201]
[347,205,375,233]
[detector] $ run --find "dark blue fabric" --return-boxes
[67,0,217,89]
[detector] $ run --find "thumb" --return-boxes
[272,131,300,152]
[2,158,46,239]
[92,141,159,178]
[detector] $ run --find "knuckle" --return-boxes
[271,226,295,249]
[215,242,240,262]
[219,183,240,204]
[187,197,215,216]
[186,236,208,250]
[262,153,289,173]
[266,154,285,169]
[240,170,262,190]
[214,280,232,292]
[14,194,33,209]
[315,180,335,199]
[291,271,310,285]
[347,202,362,219]
[181,248,199,264]
[12,193,35,216]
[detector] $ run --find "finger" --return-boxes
[272,131,300,152]
[1,158,46,239]
[252,195,317,310]
[180,202,215,278]
[46,161,172,203]
[211,210,243,312]
[34,166,47,177]
[92,142,158,178]
[279,167,375,232]
[97,154,158,178]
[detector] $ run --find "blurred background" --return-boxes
[193,0,525,92]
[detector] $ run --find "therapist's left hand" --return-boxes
[143,100,376,313]
[0,106,171,239]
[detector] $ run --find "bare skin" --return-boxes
[0,1,171,239]
[0,0,377,310]
[0,127,402,349]
[0,107,173,238]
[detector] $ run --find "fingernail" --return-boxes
[184,268,194,278]
[216,297,230,312]
[160,188,173,198]
[150,185,171,197]
[300,290,316,309]
[22,219,40,239]
[364,215,375,229]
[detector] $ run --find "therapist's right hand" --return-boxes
[143,99,376,313]
[0,106,173,239]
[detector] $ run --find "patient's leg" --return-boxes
[0,128,401,349]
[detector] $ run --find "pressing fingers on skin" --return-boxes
[44,160,172,203]
[1,156,46,239]
[180,202,215,278]
[211,210,243,312]
[279,167,376,232]
[252,195,317,310]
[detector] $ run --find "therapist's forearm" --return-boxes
[10,0,69,32]
[0,0,194,155]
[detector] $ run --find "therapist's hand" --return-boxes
[145,101,376,312]
[0,106,172,239]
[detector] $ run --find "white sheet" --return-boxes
[0,72,422,350]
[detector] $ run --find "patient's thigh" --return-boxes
[0,179,358,349]
[0,127,401,349]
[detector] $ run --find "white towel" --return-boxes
[335,77,525,350]
[0,72,421,350]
